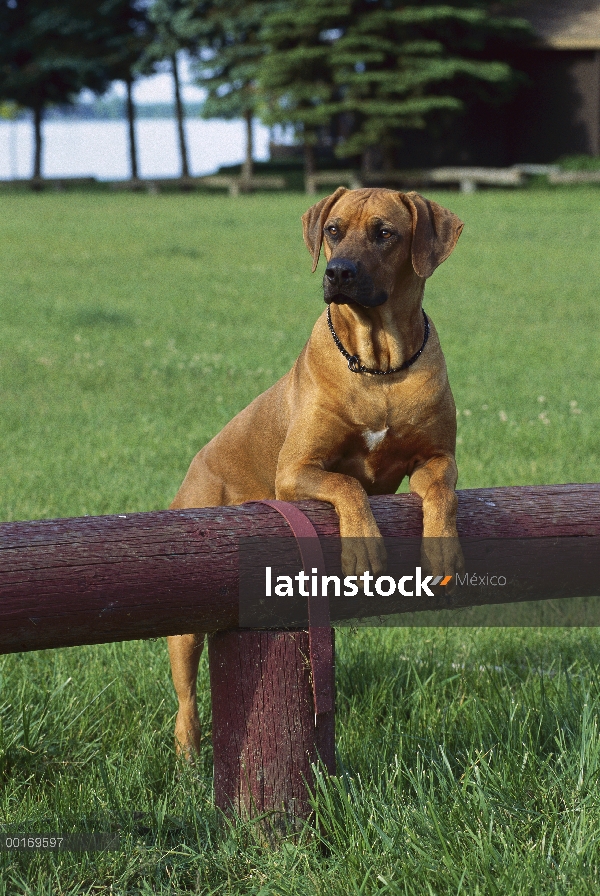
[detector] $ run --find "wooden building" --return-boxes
[510,0,600,161]
[396,0,600,167]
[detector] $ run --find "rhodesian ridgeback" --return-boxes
[168,187,464,755]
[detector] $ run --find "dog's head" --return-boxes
[301,187,463,308]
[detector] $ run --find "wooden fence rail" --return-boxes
[1,484,598,656]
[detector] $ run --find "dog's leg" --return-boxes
[276,463,387,578]
[409,455,464,579]
[168,632,204,758]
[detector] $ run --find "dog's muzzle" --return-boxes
[323,257,388,308]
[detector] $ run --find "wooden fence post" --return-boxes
[209,629,335,830]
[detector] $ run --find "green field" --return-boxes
[0,190,599,893]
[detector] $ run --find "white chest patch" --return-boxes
[363,428,388,451]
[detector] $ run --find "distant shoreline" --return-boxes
[5,101,207,123]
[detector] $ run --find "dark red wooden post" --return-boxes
[209,629,335,830]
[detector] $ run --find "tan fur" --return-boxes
[168,188,464,756]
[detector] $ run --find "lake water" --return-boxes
[0,118,271,181]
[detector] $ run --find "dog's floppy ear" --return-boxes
[401,191,464,279]
[302,187,347,273]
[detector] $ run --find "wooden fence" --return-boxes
[1,484,599,829]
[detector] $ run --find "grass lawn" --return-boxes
[0,188,599,893]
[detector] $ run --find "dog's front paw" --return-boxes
[421,536,464,593]
[340,535,387,581]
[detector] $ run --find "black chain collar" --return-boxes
[326,306,430,375]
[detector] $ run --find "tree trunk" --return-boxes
[303,139,317,194]
[241,108,254,185]
[171,53,190,180]
[125,77,139,182]
[209,629,335,833]
[382,144,395,173]
[304,140,316,179]
[361,147,378,179]
[32,105,44,186]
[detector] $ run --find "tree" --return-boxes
[0,0,157,182]
[331,2,531,169]
[0,1,110,180]
[145,0,197,179]
[185,0,268,183]
[258,0,531,173]
[91,0,156,181]
[258,0,347,179]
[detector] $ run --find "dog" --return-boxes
[168,187,464,755]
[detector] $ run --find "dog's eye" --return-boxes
[326,225,339,237]
[379,229,393,240]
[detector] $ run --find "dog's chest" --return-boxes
[331,421,411,492]
[363,428,388,451]
[326,369,451,490]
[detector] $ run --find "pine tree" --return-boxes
[180,0,268,183]
[258,0,349,179]
[330,2,531,169]
[0,0,156,182]
[258,0,530,173]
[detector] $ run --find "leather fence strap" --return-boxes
[257,499,333,716]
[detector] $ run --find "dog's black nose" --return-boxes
[324,258,358,286]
